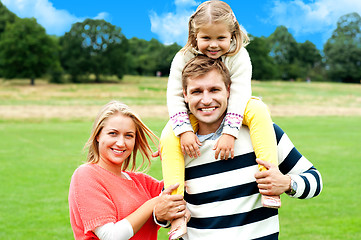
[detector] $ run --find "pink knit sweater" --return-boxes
[68,163,164,240]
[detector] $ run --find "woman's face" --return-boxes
[96,114,136,174]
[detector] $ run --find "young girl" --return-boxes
[160,1,280,239]
[68,101,187,240]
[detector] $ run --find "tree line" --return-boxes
[0,3,360,85]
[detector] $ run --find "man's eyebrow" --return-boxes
[189,86,201,92]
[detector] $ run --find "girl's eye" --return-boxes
[191,90,201,94]
[109,132,117,136]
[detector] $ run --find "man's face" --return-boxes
[183,69,230,135]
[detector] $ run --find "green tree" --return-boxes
[127,37,180,76]
[60,19,128,82]
[0,2,18,36]
[298,40,322,68]
[298,40,324,81]
[324,12,361,83]
[267,26,299,80]
[0,18,57,85]
[0,2,19,77]
[246,35,277,80]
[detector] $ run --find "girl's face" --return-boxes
[96,114,136,175]
[196,22,232,59]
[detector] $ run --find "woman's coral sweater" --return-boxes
[68,163,164,240]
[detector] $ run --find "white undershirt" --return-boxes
[94,220,134,240]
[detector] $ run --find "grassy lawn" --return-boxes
[1,76,360,108]
[1,77,360,239]
[1,116,360,239]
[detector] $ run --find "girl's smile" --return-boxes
[196,22,232,59]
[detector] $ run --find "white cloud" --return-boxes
[149,0,199,45]
[268,0,361,41]
[1,0,110,35]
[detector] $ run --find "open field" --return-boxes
[1,76,361,239]
[1,76,361,120]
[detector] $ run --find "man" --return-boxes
[181,56,323,239]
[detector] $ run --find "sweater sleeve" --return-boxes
[69,166,117,235]
[222,47,252,138]
[134,172,164,198]
[167,51,195,136]
[274,124,323,199]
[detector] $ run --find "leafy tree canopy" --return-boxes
[247,35,277,80]
[60,19,128,82]
[324,12,361,83]
[0,2,18,35]
[0,17,57,85]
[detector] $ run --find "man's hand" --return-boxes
[155,184,186,223]
[254,159,291,196]
[213,134,235,160]
[180,131,202,158]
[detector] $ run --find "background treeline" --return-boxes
[0,3,360,85]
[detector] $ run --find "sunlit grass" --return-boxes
[0,117,360,239]
[1,77,360,239]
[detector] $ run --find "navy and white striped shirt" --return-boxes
[183,123,323,240]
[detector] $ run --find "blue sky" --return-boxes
[2,0,361,50]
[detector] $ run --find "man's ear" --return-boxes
[183,89,188,103]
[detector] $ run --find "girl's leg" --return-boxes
[160,117,199,239]
[243,97,281,208]
[160,121,185,196]
[160,116,199,195]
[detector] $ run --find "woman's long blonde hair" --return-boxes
[84,101,158,171]
[182,0,249,56]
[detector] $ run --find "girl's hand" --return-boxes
[180,131,202,158]
[213,134,235,160]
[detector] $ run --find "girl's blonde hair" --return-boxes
[182,0,249,56]
[85,101,158,171]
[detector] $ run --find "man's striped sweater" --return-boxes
[183,123,323,240]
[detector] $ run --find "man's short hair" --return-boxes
[182,55,231,91]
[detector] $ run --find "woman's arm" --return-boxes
[94,184,186,240]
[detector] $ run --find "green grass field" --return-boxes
[1,77,361,239]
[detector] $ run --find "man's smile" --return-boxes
[199,107,217,113]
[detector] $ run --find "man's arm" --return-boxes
[255,124,323,199]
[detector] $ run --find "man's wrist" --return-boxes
[285,175,297,196]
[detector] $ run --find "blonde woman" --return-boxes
[69,101,188,240]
